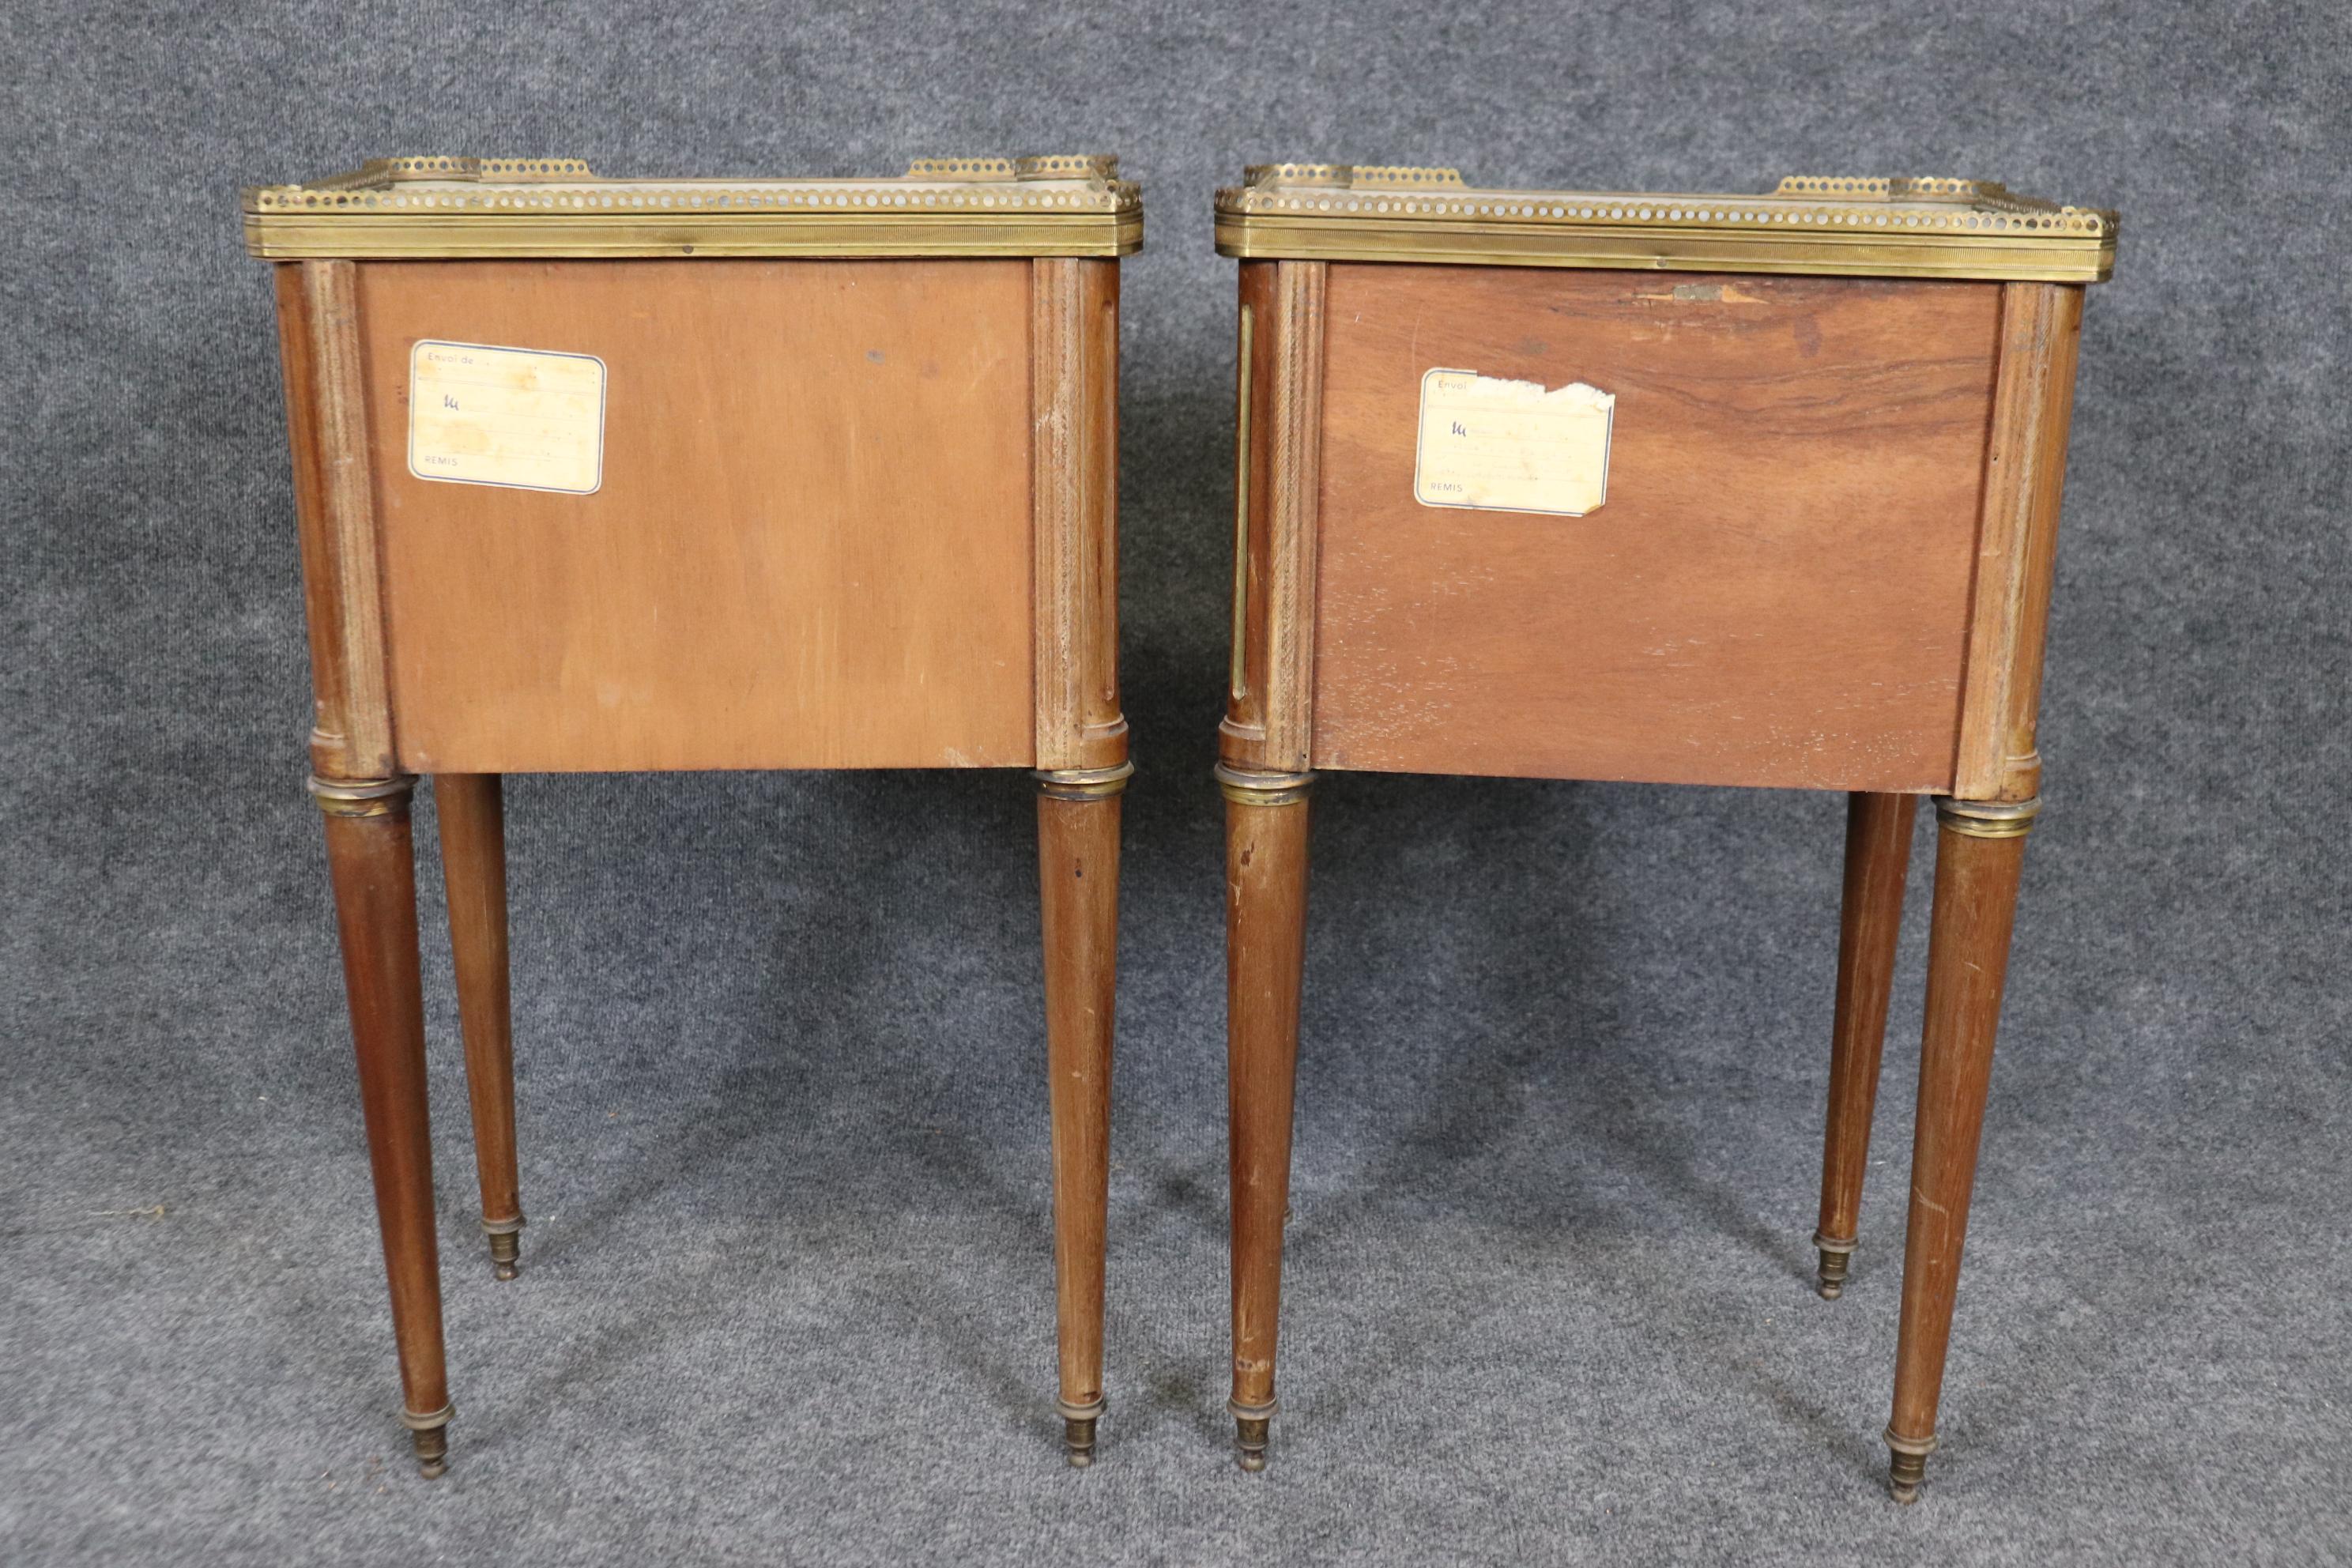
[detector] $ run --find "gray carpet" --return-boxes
[4,2,2347,1562]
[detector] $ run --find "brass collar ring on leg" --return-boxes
[1034,762,1135,801]
[1935,796,2041,839]
[1214,764,1314,807]
[308,775,415,817]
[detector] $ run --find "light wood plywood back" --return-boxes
[356,258,1036,773]
[1310,263,2004,791]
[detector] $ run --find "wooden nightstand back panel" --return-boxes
[1310,263,2005,791]
[356,258,1038,773]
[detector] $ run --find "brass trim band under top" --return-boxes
[1216,168,2115,283]
[245,155,1142,261]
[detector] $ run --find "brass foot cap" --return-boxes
[1812,1233,1855,1299]
[484,1218,524,1281]
[1233,1411,1272,1472]
[1063,1417,1098,1468]
[409,1427,450,1479]
[1057,1398,1103,1469]
[1885,1430,1932,1505]
[401,1402,453,1479]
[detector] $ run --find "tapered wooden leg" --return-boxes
[1886,796,2038,1504]
[1219,765,1313,1472]
[313,775,452,1479]
[1814,791,1920,1298]
[436,773,524,1281]
[1035,764,1129,1467]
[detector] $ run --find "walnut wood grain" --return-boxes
[1036,789,1122,1461]
[1813,790,1919,1295]
[318,781,450,1472]
[1225,784,1313,1466]
[354,258,1036,773]
[1951,284,2086,801]
[435,772,522,1277]
[1310,264,2006,790]
[1033,259,1128,772]
[1887,805,2034,1501]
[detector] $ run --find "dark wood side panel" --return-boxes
[356,258,1036,774]
[1310,264,2004,791]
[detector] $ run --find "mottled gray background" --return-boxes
[3,2,2347,1563]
